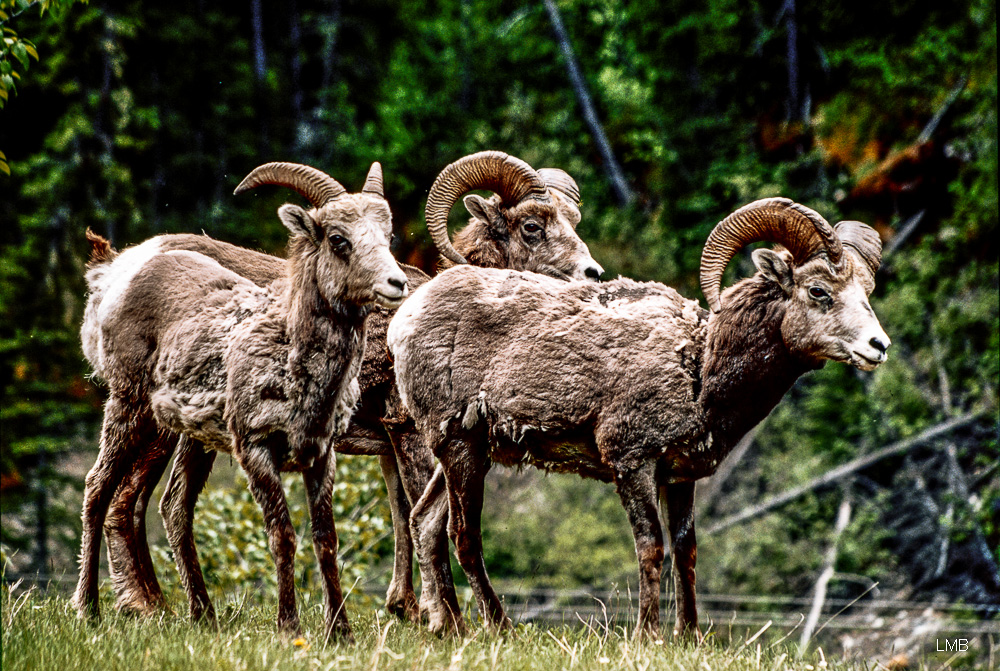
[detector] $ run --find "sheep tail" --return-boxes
[85,229,118,267]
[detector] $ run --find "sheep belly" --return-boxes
[489,430,615,482]
[149,316,234,450]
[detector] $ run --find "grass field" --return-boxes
[4,580,959,671]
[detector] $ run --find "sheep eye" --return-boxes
[329,235,351,252]
[808,286,829,300]
[523,221,542,234]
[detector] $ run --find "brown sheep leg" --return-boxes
[234,441,300,635]
[663,481,700,639]
[104,434,173,615]
[304,450,354,643]
[439,439,510,633]
[615,463,665,639]
[388,425,462,630]
[159,435,217,623]
[378,453,420,622]
[409,465,466,636]
[333,422,420,623]
[72,396,149,620]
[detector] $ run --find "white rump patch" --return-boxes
[82,237,165,375]
[95,237,165,325]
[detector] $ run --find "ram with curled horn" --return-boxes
[90,152,603,632]
[388,197,890,638]
[426,150,603,281]
[74,161,407,641]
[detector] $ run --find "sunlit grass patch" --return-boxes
[2,582,906,671]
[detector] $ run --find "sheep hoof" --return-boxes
[385,587,419,623]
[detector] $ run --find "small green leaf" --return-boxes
[12,42,27,67]
[24,43,38,60]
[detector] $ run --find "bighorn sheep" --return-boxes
[74,162,408,641]
[388,198,890,638]
[94,152,603,628]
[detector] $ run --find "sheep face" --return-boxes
[462,190,604,282]
[753,247,890,371]
[279,194,408,309]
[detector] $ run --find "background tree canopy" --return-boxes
[1,0,996,633]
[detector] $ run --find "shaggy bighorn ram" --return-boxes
[74,162,407,640]
[94,152,603,628]
[388,198,890,638]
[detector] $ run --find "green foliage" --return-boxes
[483,474,635,589]
[1,0,995,610]
[0,0,88,173]
[151,456,393,606]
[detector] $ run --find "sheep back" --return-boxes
[389,265,711,477]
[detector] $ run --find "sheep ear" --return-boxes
[278,204,320,245]
[752,248,794,295]
[463,194,502,232]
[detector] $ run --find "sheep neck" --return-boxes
[283,246,368,454]
[699,276,815,452]
[448,220,510,270]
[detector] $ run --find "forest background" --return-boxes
[1,0,997,657]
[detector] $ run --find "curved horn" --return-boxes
[537,168,582,206]
[700,197,843,313]
[835,220,882,278]
[425,150,550,265]
[362,161,384,197]
[234,162,347,207]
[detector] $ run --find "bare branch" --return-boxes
[696,425,760,515]
[881,209,926,260]
[917,76,968,144]
[703,412,983,536]
[799,491,852,652]
[542,0,634,206]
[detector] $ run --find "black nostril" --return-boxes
[388,277,406,291]
[584,266,602,280]
[870,337,887,353]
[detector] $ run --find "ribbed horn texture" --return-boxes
[538,168,582,206]
[362,162,384,197]
[699,197,843,313]
[234,162,347,207]
[424,150,550,266]
[835,220,882,278]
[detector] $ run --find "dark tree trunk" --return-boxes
[250,0,267,83]
[32,451,49,575]
[784,0,802,124]
[250,0,269,155]
[289,0,304,147]
[458,0,472,112]
[319,0,342,111]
